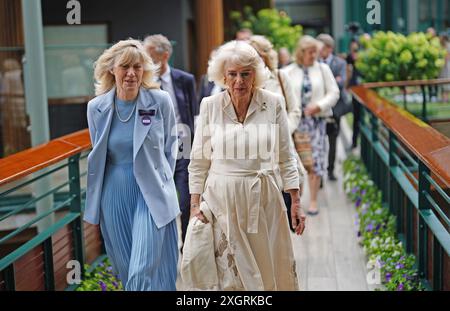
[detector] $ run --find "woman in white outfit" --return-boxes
[283,36,339,216]
[186,40,306,291]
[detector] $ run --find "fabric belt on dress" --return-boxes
[209,167,284,234]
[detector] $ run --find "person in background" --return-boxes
[278,47,293,68]
[248,35,305,230]
[197,49,223,105]
[317,33,347,181]
[235,28,253,41]
[346,40,362,149]
[84,39,179,290]
[427,27,437,38]
[284,36,339,216]
[144,34,198,246]
[439,34,450,101]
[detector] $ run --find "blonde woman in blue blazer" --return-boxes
[84,39,180,290]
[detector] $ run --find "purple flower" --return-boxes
[361,189,367,196]
[355,198,362,207]
[112,281,119,289]
[98,281,107,291]
[99,263,104,267]
[351,187,359,194]
[385,273,392,282]
[375,224,381,231]
[107,266,113,272]
[357,231,361,237]
[397,283,404,291]
[366,223,374,232]
[395,263,405,270]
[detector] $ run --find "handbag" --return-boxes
[332,90,352,119]
[292,130,314,174]
[320,58,352,119]
[278,70,314,174]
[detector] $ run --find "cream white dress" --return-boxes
[187,88,300,291]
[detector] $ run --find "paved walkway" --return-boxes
[291,119,369,290]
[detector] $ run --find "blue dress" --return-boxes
[100,97,178,291]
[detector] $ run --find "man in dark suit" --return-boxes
[197,74,222,105]
[317,34,348,181]
[144,34,198,245]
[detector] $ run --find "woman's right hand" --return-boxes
[190,194,208,223]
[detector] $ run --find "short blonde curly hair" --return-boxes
[248,35,278,72]
[294,35,323,65]
[93,39,158,95]
[207,40,269,89]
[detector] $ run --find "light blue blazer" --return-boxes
[84,87,180,228]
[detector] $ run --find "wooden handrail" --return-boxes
[361,78,450,89]
[0,129,91,187]
[48,96,94,106]
[351,86,450,187]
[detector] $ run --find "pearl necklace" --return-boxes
[114,97,137,123]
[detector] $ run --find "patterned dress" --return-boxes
[297,66,328,177]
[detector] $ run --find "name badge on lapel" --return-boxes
[139,109,156,126]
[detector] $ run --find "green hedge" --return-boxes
[356,31,447,82]
[343,157,424,291]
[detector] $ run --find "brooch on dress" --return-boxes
[262,102,267,111]
[139,109,156,126]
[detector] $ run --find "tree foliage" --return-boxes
[230,6,302,52]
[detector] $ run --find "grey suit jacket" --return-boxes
[84,87,180,228]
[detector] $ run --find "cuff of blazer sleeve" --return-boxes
[283,179,300,191]
[189,184,205,195]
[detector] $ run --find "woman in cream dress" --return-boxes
[186,40,306,291]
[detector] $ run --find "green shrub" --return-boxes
[75,258,123,291]
[356,31,447,82]
[343,157,424,291]
[230,6,302,52]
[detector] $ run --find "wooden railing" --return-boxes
[351,85,450,290]
[0,129,103,291]
[360,78,450,123]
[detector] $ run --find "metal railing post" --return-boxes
[420,85,428,122]
[388,130,396,216]
[418,161,430,282]
[68,155,85,278]
[370,111,379,182]
[4,265,15,291]
[43,237,55,290]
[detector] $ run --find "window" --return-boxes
[43,24,109,98]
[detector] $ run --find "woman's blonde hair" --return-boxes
[294,35,323,65]
[248,35,278,72]
[93,39,158,95]
[207,40,269,89]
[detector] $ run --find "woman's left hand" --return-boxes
[304,104,321,117]
[291,199,306,236]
